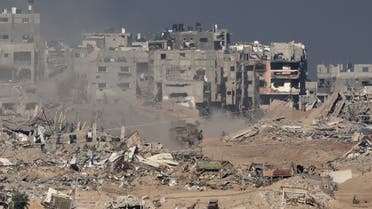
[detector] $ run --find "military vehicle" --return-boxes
[169,119,203,147]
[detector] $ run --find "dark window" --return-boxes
[193,69,205,81]
[169,93,188,98]
[259,80,266,87]
[22,34,33,42]
[160,53,166,60]
[0,17,9,23]
[98,83,107,89]
[0,34,9,40]
[180,53,186,57]
[245,65,254,71]
[319,79,325,87]
[4,53,9,58]
[117,57,127,62]
[255,64,266,70]
[120,66,129,72]
[18,68,31,80]
[230,66,235,71]
[118,82,130,90]
[214,41,223,50]
[166,84,190,87]
[98,66,107,72]
[199,38,208,42]
[362,81,369,86]
[13,51,31,65]
[362,67,369,73]
[22,18,29,23]
[3,103,15,111]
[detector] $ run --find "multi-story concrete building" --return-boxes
[262,42,307,109]
[73,31,149,103]
[150,50,224,112]
[73,24,309,114]
[317,64,372,100]
[0,6,40,43]
[0,2,43,82]
[229,41,308,110]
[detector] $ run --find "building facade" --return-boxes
[73,24,309,115]
[317,64,372,96]
[0,4,43,82]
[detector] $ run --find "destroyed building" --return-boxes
[73,30,149,103]
[156,23,230,51]
[317,64,372,101]
[0,2,44,82]
[72,23,308,114]
[149,27,308,113]
[232,41,308,109]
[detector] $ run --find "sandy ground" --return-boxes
[333,171,372,209]
[202,137,352,168]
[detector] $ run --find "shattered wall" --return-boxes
[151,50,224,109]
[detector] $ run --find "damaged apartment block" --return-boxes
[256,42,307,110]
[73,23,309,115]
[0,2,44,82]
[317,64,372,102]
[73,30,149,104]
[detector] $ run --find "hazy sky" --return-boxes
[3,0,372,77]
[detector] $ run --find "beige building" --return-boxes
[0,4,43,82]
[317,64,372,96]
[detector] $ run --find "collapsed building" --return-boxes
[0,1,44,82]
[317,64,372,101]
[73,23,309,114]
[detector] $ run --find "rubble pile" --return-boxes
[0,87,370,208]
[223,118,364,143]
[0,107,341,208]
[0,109,245,205]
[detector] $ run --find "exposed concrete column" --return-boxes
[120,126,126,141]
[92,123,96,141]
